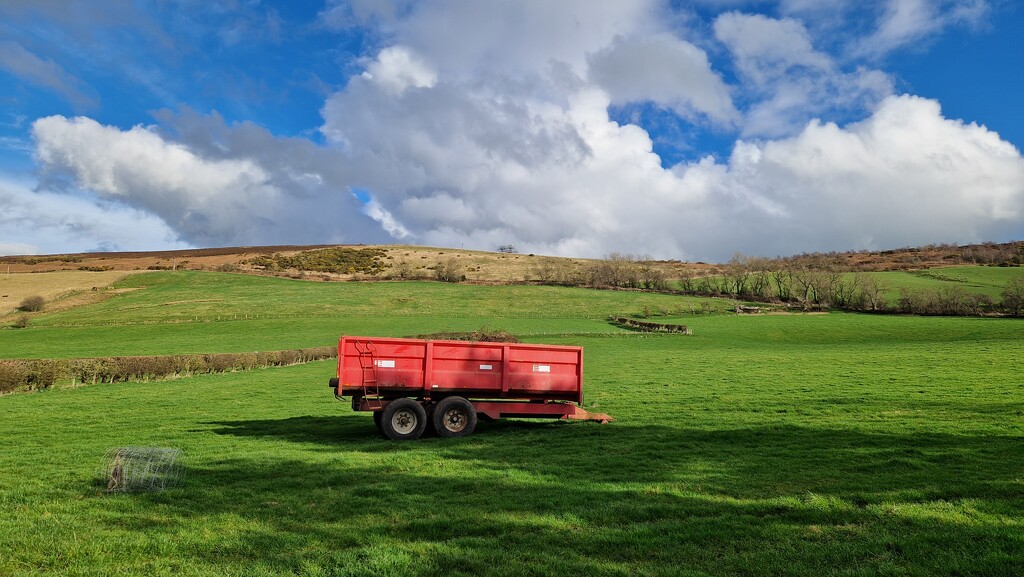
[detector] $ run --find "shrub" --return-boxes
[434,258,465,283]
[390,260,414,279]
[0,362,27,394]
[246,248,388,275]
[18,295,45,312]
[12,315,30,329]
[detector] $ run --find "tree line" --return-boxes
[690,254,1024,316]
[528,252,1024,317]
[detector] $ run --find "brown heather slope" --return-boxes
[0,240,1020,285]
[0,244,716,282]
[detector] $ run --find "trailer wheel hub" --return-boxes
[442,408,468,432]
[391,409,418,434]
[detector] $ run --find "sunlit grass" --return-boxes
[1,271,1021,575]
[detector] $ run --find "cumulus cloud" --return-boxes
[704,95,1024,255]
[31,114,389,248]
[322,70,1023,260]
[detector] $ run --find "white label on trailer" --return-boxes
[479,364,493,370]
[374,359,396,368]
[533,364,551,373]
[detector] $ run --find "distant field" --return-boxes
[678,265,1022,308]
[0,271,732,358]
[872,266,1023,302]
[0,270,135,317]
[1,271,1021,576]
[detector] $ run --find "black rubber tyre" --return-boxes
[372,410,384,434]
[380,399,427,441]
[431,396,477,438]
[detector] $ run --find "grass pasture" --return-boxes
[873,266,1023,302]
[1,271,1022,576]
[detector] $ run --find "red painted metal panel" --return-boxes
[335,335,584,403]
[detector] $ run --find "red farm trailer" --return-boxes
[328,335,612,440]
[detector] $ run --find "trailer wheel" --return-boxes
[432,396,477,438]
[380,399,427,441]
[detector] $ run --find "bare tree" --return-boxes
[724,253,752,296]
[637,259,668,290]
[771,265,793,302]
[588,253,642,288]
[679,268,697,293]
[1001,275,1024,317]
[747,257,773,298]
[831,272,861,309]
[858,274,890,311]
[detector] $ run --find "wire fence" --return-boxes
[101,447,184,493]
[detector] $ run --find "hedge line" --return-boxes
[0,346,337,395]
[412,329,520,343]
[610,317,692,335]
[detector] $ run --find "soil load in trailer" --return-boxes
[329,335,612,440]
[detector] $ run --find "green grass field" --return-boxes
[872,266,1023,302]
[1,271,1022,576]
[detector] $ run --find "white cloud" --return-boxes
[31,114,389,248]
[325,57,1024,260]
[715,12,893,137]
[33,116,279,245]
[587,34,738,125]
[362,45,437,94]
[707,95,1024,254]
[380,0,663,79]
[856,0,990,57]
[714,12,832,84]
[0,176,189,255]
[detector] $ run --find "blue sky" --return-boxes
[1,0,1022,261]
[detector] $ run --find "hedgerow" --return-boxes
[0,346,337,395]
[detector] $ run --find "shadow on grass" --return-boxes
[148,417,1024,575]
[207,416,1024,502]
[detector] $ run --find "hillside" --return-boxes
[1,240,1021,279]
[3,241,1023,319]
